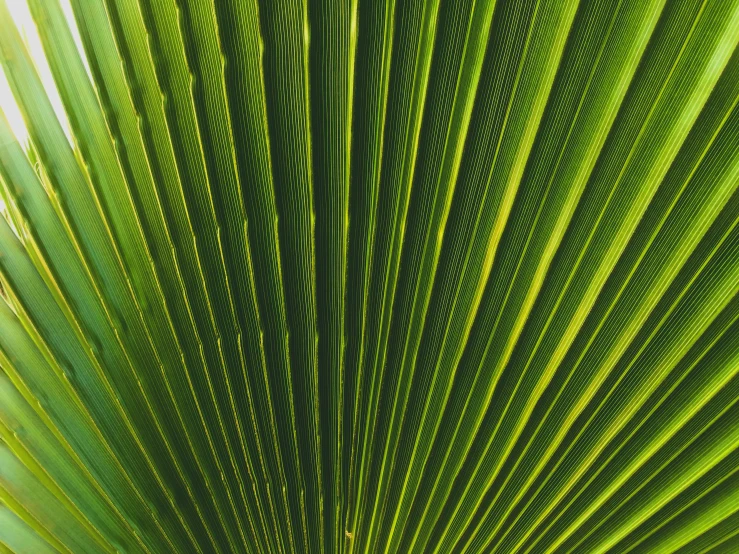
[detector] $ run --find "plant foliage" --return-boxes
[0,0,738,552]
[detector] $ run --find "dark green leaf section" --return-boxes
[0,0,737,552]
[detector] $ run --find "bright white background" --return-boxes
[0,0,89,215]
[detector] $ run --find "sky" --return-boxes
[0,0,88,214]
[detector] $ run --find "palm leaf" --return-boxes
[0,0,737,552]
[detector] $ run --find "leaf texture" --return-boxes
[0,0,737,552]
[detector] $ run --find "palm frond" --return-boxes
[0,0,738,552]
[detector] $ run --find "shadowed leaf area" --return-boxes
[0,0,738,552]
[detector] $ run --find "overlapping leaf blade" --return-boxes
[0,0,737,552]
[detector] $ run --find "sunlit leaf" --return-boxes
[0,0,737,552]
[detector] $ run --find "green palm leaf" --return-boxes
[0,0,737,552]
